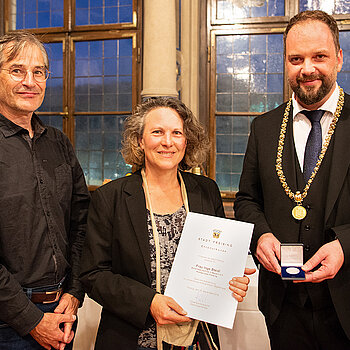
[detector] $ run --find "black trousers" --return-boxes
[266,297,350,350]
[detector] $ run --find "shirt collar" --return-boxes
[292,82,340,120]
[0,113,46,138]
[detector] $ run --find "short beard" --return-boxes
[289,73,335,106]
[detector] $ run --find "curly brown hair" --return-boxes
[284,10,340,56]
[121,97,210,170]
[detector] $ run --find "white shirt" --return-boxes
[292,83,340,169]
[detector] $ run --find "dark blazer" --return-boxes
[80,170,225,349]
[235,93,350,338]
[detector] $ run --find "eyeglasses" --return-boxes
[0,67,50,82]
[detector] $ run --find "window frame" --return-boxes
[206,0,350,199]
[3,0,142,191]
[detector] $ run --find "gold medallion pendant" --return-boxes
[275,88,344,221]
[292,205,307,220]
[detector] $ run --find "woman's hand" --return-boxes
[150,294,192,325]
[229,267,256,302]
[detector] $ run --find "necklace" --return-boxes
[275,87,344,220]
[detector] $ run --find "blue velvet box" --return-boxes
[280,243,305,280]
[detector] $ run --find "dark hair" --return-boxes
[284,10,340,56]
[0,31,49,69]
[122,97,210,171]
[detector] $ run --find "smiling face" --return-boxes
[139,107,187,173]
[286,20,343,110]
[0,43,46,119]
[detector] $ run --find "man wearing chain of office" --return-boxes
[235,10,350,350]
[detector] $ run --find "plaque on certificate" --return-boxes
[280,243,305,280]
[164,212,253,329]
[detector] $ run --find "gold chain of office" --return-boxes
[275,87,345,220]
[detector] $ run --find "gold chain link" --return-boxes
[275,88,344,205]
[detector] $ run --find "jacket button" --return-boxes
[305,245,310,251]
[305,225,310,231]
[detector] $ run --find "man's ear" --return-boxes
[336,48,343,73]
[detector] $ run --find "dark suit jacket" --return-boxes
[235,93,350,338]
[80,170,224,349]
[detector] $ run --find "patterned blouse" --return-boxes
[138,205,187,349]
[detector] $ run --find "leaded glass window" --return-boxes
[9,0,64,30]
[215,33,284,192]
[76,0,133,26]
[5,0,139,188]
[215,0,284,21]
[339,31,350,89]
[299,0,350,14]
[74,38,133,185]
[38,42,64,131]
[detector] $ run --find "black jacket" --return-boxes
[235,93,350,338]
[80,170,224,349]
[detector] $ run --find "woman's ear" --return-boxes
[139,137,144,150]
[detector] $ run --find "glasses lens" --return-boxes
[33,69,49,82]
[9,68,49,82]
[10,68,25,81]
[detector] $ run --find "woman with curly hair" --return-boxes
[80,97,254,350]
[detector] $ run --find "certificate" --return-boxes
[165,212,253,329]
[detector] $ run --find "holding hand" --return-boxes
[296,240,344,283]
[150,294,192,325]
[256,232,281,274]
[29,312,76,350]
[54,293,80,349]
[229,267,256,302]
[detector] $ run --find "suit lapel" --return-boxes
[325,95,350,222]
[124,173,152,282]
[122,171,209,283]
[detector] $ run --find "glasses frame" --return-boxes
[0,67,51,83]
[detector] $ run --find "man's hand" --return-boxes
[229,267,256,302]
[150,294,192,325]
[54,293,80,350]
[296,240,344,283]
[29,313,76,350]
[256,232,281,274]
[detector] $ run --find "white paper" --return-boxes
[165,212,253,329]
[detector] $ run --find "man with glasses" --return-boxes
[0,31,89,349]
